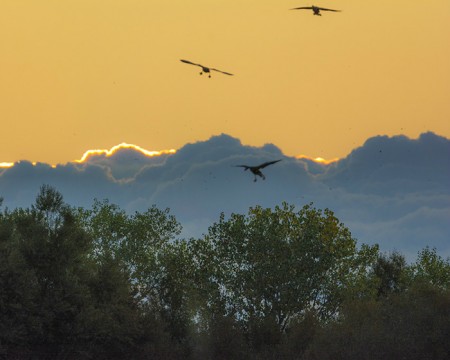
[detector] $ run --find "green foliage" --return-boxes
[0,186,143,358]
[408,247,450,289]
[1,187,449,359]
[190,202,378,334]
[80,199,182,304]
[0,209,40,348]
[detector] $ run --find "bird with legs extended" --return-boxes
[235,160,282,182]
[180,59,233,78]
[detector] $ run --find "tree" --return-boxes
[372,251,408,298]
[0,186,95,356]
[156,239,197,343]
[190,202,378,340]
[408,247,450,290]
[0,186,143,359]
[0,206,40,354]
[80,198,191,353]
[305,283,450,360]
[81,199,182,305]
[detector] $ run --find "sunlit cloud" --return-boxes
[0,161,56,168]
[74,143,176,163]
[296,154,339,165]
[0,162,14,168]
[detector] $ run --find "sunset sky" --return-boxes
[1,0,449,164]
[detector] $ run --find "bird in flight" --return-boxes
[290,5,341,16]
[235,160,282,182]
[180,59,233,78]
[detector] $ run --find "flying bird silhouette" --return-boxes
[235,160,282,182]
[290,5,341,16]
[180,59,233,78]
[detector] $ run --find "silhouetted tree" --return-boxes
[372,251,407,298]
[305,284,450,360]
[0,186,143,359]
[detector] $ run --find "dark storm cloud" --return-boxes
[1,132,449,259]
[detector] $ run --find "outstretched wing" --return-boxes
[234,165,250,169]
[290,7,313,10]
[180,59,203,68]
[257,159,282,169]
[211,68,234,76]
[318,7,341,12]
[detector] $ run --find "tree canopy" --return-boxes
[0,186,448,359]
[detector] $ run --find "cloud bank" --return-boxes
[1,132,449,260]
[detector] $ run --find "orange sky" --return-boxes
[1,0,449,164]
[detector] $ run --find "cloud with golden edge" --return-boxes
[296,154,339,165]
[74,143,176,163]
[0,162,14,168]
